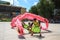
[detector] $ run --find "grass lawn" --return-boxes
[0,18,12,22]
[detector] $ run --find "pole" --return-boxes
[13,0,14,5]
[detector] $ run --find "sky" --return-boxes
[2,0,39,12]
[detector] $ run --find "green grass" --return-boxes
[0,18,12,22]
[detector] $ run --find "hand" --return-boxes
[40,26,42,29]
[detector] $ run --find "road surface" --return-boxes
[0,22,60,40]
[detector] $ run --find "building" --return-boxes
[0,1,26,21]
[0,5,26,17]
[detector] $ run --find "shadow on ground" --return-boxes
[41,30,52,34]
[33,35,45,39]
[18,35,26,39]
[19,30,52,39]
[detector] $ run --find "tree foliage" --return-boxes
[29,5,38,15]
[29,0,55,19]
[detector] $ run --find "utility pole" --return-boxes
[13,0,14,5]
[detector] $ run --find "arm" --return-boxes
[30,22,33,28]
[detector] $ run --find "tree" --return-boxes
[37,0,46,17]
[37,0,55,19]
[29,0,55,19]
[29,5,38,15]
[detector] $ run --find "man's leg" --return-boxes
[31,31,33,36]
[39,28,42,37]
[30,28,33,36]
[39,32,42,37]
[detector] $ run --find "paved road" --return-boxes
[0,22,60,40]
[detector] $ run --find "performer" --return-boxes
[27,22,33,33]
[22,22,29,29]
[30,18,42,37]
[22,22,31,33]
